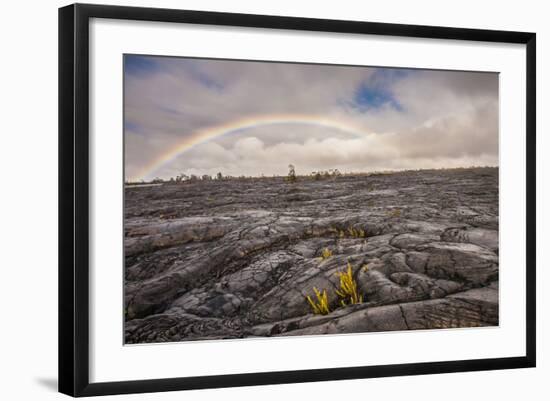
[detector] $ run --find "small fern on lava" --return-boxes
[335,262,363,306]
[320,247,333,260]
[387,209,402,218]
[306,287,331,315]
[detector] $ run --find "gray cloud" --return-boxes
[124,56,498,181]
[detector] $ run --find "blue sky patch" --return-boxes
[346,68,415,112]
[181,61,224,92]
[124,55,161,76]
[353,84,403,111]
[125,120,144,134]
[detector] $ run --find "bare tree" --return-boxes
[287,164,297,183]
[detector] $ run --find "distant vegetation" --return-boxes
[285,164,297,183]
[125,165,497,186]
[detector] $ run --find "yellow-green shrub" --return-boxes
[335,262,363,306]
[306,287,330,315]
[340,226,366,238]
[320,247,333,260]
[388,209,402,218]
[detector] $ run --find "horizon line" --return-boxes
[125,165,499,184]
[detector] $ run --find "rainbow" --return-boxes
[130,114,371,182]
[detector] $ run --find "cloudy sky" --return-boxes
[124,55,498,182]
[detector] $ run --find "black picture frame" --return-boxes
[59,3,536,397]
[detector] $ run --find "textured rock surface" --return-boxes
[124,168,499,343]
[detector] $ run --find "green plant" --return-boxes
[306,287,330,315]
[335,262,363,306]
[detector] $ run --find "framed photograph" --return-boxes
[59,3,536,397]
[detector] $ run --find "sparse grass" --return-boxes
[320,247,333,260]
[336,226,367,238]
[387,209,402,218]
[347,226,366,238]
[306,287,331,315]
[335,262,363,306]
[159,213,177,220]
